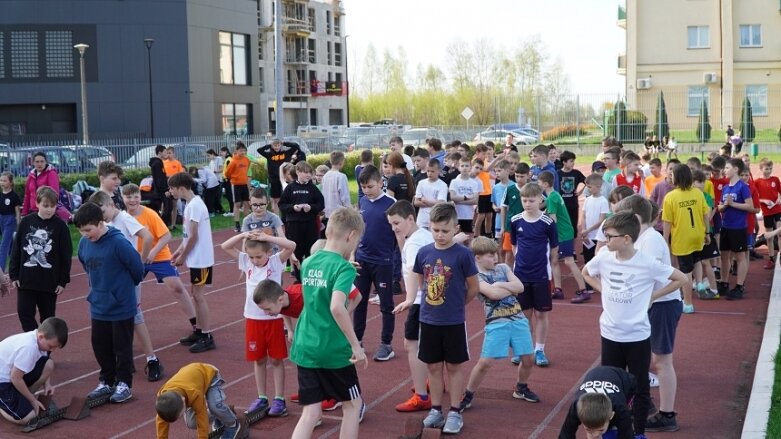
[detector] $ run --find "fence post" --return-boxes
[535,95,542,136]
[616,94,622,143]
[576,94,580,147]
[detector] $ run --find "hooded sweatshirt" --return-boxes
[22,164,60,215]
[277,180,324,222]
[78,227,145,321]
[149,156,168,196]
[9,213,72,292]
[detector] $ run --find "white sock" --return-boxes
[146,355,157,362]
[535,343,545,352]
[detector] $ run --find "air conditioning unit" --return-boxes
[636,78,652,90]
[703,72,718,84]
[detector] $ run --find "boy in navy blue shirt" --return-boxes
[510,182,558,367]
[352,165,399,362]
[529,144,559,192]
[717,158,754,300]
[401,203,479,434]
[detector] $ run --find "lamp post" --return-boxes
[73,43,89,145]
[144,38,155,138]
[344,34,350,127]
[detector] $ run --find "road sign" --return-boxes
[461,107,474,121]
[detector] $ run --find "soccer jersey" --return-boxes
[530,162,559,191]
[132,206,173,262]
[449,176,482,220]
[501,183,523,232]
[239,252,283,320]
[543,190,574,241]
[721,180,752,229]
[477,263,524,324]
[614,172,643,196]
[662,188,708,255]
[413,243,478,325]
[182,196,214,268]
[492,181,510,234]
[477,171,492,196]
[643,174,664,199]
[711,176,730,206]
[510,212,558,283]
[755,176,781,216]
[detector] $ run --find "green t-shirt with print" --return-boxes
[290,249,356,369]
[544,190,574,241]
[502,183,524,232]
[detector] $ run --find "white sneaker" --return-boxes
[368,295,380,305]
[649,372,659,388]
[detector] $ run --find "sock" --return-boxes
[258,395,268,401]
[418,393,429,400]
[189,317,197,330]
[535,343,545,352]
[273,396,284,401]
[450,406,460,413]
[517,382,527,388]
[195,328,203,335]
[432,405,442,412]
[146,355,157,362]
[736,284,744,289]
[659,410,675,418]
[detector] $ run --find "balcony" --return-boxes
[283,17,311,36]
[287,80,311,97]
[285,51,309,65]
[617,4,626,28]
[617,53,626,75]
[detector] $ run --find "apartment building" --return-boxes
[619,0,781,130]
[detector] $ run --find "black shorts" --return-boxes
[720,227,747,253]
[458,219,474,234]
[675,251,701,274]
[0,356,48,420]
[232,184,250,202]
[517,281,552,312]
[190,267,213,286]
[296,364,361,405]
[764,213,781,229]
[696,234,720,260]
[477,195,493,214]
[269,179,283,199]
[649,299,683,355]
[418,322,469,364]
[404,304,421,341]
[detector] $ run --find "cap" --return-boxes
[592,161,607,172]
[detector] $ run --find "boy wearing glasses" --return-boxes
[242,188,284,238]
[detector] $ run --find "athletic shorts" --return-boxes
[517,281,552,312]
[558,239,575,258]
[418,322,469,365]
[245,318,288,361]
[458,219,474,234]
[232,184,250,203]
[0,356,48,420]
[297,364,361,406]
[502,232,512,252]
[477,195,493,214]
[269,179,283,199]
[764,213,781,229]
[696,234,720,260]
[481,319,533,359]
[675,251,701,274]
[404,304,421,341]
[712,213,723,234]
[720,227,747,253]
[144,261,179,283]
[190,267,213,286]
[648,299,683,355]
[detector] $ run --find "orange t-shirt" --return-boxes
[477,171,492,196]
[224,155,250,186]
[133,206,173,262]
[163,159,185,177]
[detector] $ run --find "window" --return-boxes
[11,31,39,78]
[739,25,761,47]
[219,31,250,85]
[259,67,264,93]
[687,86,709,116]
[258,34,264,60]
[221,103,251,135]
[308,39,316,63]
[45,31,74,78]
[0,33,4,79]
[745,85,768,116]
[326,11,332,34]
[327,41,332,65]
[334,42,342,66]
[687,25,709,49]
[334,16,341,36]
[308,8,316,32]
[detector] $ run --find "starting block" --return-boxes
[207,405,269,439]
[21,392,111,432]
[400,417,441,439]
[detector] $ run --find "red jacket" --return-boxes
[22,164,60,215]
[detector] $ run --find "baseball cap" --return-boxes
[592,161,607,172]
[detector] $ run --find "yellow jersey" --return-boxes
[662,188,708,255]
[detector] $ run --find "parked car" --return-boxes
[402,128,442,147]
[335,126,390,151]
[349,134,392,151]
[0,145,113,175]
[123,143,208,169]
[473,129,534,146]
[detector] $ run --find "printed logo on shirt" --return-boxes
[580,380,620,394]
[23,228,53,268]
[422,258,452,306]
[606,271,636,304]
[560,177,575,195]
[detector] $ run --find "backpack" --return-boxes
[58,188,74,213]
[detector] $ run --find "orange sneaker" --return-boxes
[321,399,342,411]
[395,393,432,412]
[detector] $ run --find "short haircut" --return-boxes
[686,157,702,169]
[167,172,194,190]
[585,173,604,186]
[206,148,217,156]
[537,170,555,187]
[667,158,681,167]
[386,199,416,220]
[428,138,443,151]
[649,158,663,167]
[295,161,313,174]
[672,164,693,190]
[0,171,13,182]
[88,191,113,207]
[449,152,462,163]
[615,195,652,224]
[727,158,745,173]
[470,236,499,256]
[429,202,457,225]
[622,151,641,163]
[253,278,285,304]
[559,151,576,162]
[507,151,520,161]
[122,183,140,196]
[547,143,557,150]
[531,144,549,156]
[472,158,484,167]
[316,164,329,175]
[235,141,247,151]
[326,207,365,239]
[36,186,58,205]
[389,136,403,145]
[603,148,620,161]
[360,149,373,163]
[608,185,635,204]
[475,144,489,153]
[38,317,68,348]
[245,238,273,253]
[98,160,124,178]
[484,140,495,149]
[165,146,176,152]
[72,202,105,227]
[493,159,511,171]
[329,151,345,165]
[357,164,381,184]
[412,147,430,159]
[459,143,471,154]
[576,393,613,429]
[519,182,543,198]
[641,152,651,162]
[710,155,726,170]
[692,169,707,183]
[250,187,267,199]
[156,391,184,423]
[403,145,414,156]
[155,144,166,155]
[427,158,441,169]
[602,211,640,242]
[515,162,530,174]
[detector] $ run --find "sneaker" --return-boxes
[512,383,540,403]
[189,334,216,353]
[694,282,707,299]
[646,412,679,432]
[145,358,164,382]
[700,289,720,300]
[368,294,380,305]
[222,212,233,217]
[246,397,269,414]
[765,259,776,270]
[110,381,132,403]
[87,382,114,399]
[422,409,445,429]
[648,372,659,388]
[551,288,564,300]
[458,390,474,412]
[682,303,694,314]
[510,355,521,365]
[726,285,744,300]
[647,398,658,417]
[268,398,288,417]
[717,281,729,298]
[290,393,300,403]
[358,400,367,424]
[373,343,395,361]
[534,350,549,367]
[570,291,592,303]
[321,399,342,411]
[179,331,200,346]
[220,420,242,439]
[442,411,463,434]
[396,393,432,412]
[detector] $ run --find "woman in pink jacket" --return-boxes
[22,152,61,215]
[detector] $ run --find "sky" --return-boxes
[342,0,626,94]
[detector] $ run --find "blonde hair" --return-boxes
[326,207,365,239]
[470,236,498,256]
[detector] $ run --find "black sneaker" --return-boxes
[179,331,200,346]
[512,383,540,403]
[646,412,679,432]
[726,285,744,301]
[145,358,164,382]
[190,334,216,353]
[717,281,729,298]
[458,390,474,413]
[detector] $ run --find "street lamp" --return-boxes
[144,38,155,138]
[344,35,350,127]
[73,43,89,145]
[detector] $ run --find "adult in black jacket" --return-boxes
[148,144,172,225]
[256,139,304,203]
[559,366,636,439]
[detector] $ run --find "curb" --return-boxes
[742,254,781,438]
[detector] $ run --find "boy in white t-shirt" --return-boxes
[169,172,216,354]
[582,212,687,437]
[580,174,610,264]
[221,230,296,417]
[449,156,483,237]
[414,159,448,229]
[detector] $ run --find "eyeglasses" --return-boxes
[250,203,268,208]
[604,233,626,240]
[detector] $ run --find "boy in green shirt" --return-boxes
[289,207,367,438]
[500,162,530,267]
[538,171,590,302]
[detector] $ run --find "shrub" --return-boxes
[606,101,647,142]
[541,125,578,141]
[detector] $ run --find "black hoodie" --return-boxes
[9,213,72,292]
[559,366,636,439]
[278,180,324,222]
[149,156,168,196]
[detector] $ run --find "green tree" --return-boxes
[654,91,669,138]
[696,100,711,143]
[739,96,756,142]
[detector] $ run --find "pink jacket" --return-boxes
[22,164,60,215]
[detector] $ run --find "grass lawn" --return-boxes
[767,344,781,437]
